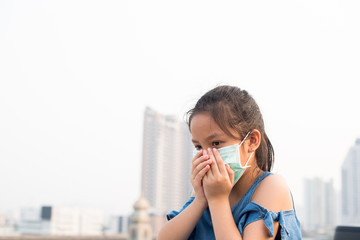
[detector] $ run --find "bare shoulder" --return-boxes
[251,173,293,212]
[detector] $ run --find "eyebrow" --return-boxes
[192,133,226,143]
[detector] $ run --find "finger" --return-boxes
[193,158,212,177]
[192,154,209,173]
[191,149,203,171]
[226,164,235,185]
[202,149,213,176]
[207,148,220,176]
[192,155,209,169]
[194,164,210,183]
[201,149,213,175]
[191,156,210,181]
[212,148,227,174]
[203,168,209,183]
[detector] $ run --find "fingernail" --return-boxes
[208,148,211,153]
[213,148,217,153]
[203,149,207,156]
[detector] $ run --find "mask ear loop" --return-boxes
[240,131,251,146]
[240,131,253,167]
[244,152,254,167]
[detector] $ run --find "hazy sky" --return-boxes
[1,0,360,216]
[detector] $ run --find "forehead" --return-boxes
[190,112,239,140]
[190,112,222,136]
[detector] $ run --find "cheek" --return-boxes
[239,147,247,160]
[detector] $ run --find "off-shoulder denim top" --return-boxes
[167,172,302,239]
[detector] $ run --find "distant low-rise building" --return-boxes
[106,215,130,235]
[128,194,152,240]
[18,206,103,236]
[0,212,19,236]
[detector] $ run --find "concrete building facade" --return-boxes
[303,177,335,234]
[140,107,193,237]
[141,107,193,216]
[341,138,360,225]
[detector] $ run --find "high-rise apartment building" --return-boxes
[303,177,335,234]
[341,138,360,225]
[141,107,193,216]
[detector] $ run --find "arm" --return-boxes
[208,199,278,240]
[208,197,243,240]
[158,198,207,240]
[158,150,212,240]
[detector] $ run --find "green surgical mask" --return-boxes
[217,131,253,185]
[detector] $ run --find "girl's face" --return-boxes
[190,112,247,158]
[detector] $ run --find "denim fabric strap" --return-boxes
[238,201,290,238]
[264,209,290,237]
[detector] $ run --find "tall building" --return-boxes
[141,107,193,236]
[141,107,193,215]
[341,138,360,225]
[303,177,335,234]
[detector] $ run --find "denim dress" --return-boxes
[167,172,302,239]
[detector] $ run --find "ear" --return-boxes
[248,129,261,152]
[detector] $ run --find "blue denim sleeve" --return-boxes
[166,197,195,221]
[238,201,290,238]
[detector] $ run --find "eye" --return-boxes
[212,141,221,147]
[195,145,202,150]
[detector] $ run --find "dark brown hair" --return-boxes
[186,85,274,172]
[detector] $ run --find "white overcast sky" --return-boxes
[1,0,360,216]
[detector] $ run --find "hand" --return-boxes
[203,148,235,203]
[190,149,212,206]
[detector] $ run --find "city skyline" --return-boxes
[1,0,360,217]
[1,110,360,237]
[0,107,358,216]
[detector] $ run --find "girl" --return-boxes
[158,85,302,240]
